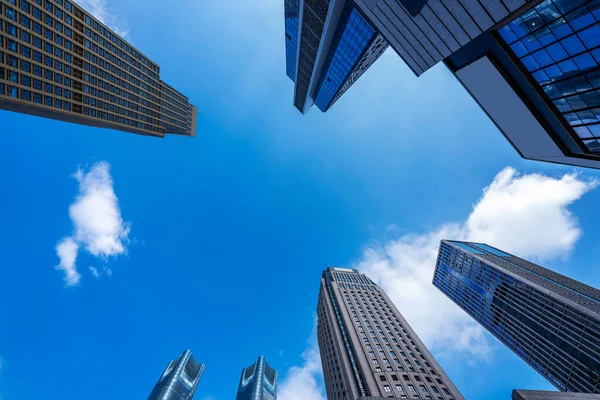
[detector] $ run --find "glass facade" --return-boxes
[236,356,278,400]
[284,0,299,81]
[313,4,376,111]
[498,0,600,153]
[433,241,600,393]
[0,0,196,137]
[147,350,205,400]
[318,267,464,400]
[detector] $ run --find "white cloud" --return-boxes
[55,237,81,287]
[73,0,129,38]
[55,162,130,287]
[278,329,326,400]
[356,167,597,362]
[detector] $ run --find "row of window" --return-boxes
[2,1,192,122]
[0,82,162,133]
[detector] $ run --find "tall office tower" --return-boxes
[513,390,600,399]
[235,355,278,400]
[283,0,389,113]
[0,0,197,137]
[317,267,464,400]
[433,241,600,394]
[284,0,600,169]
[147,350,205,400]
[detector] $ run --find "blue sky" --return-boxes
[1,0,600,399]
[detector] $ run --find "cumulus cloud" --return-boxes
[56,237,81,286]
[74,0,129,38]
[357,167,597,362]
[55,162,130,287]
[278,330,326,400]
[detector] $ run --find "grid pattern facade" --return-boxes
[313,3,377,111]
[294,0,329,111]
[433,241,600,394]
[284,0,299,81]
[317,267,464,400]
[236,356,278,400]
[0,0,196,137]
[498,0,600,154]
[147,350,205,400]
[354,0,536,76]
[514,390,600,399]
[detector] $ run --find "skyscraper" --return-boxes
[284,0,600,169]
[317,267,464,400]
[433,240,600,394]
[283,0,388,113]
[0,0,197,137]
[147,350,205,400]
[513,390,600,399]
[235,355,278,400]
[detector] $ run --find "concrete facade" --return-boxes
[317,267,464,399]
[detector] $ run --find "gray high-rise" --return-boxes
[147,350,205,400]
[433,241,600,393]
[284,0,600,169]
[235,355,278,400]
[317,267,464,400]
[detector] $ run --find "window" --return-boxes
[396,384,404,391]
[384,385,391,393]
[408,385,416,392]
[420,385,427,392]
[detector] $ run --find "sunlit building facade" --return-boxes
[317,267,464,400]
[0,0,197,137]
[235,355,278,400]
[283,0,600,168]
[147,350,205,400]
[433,241,600,394]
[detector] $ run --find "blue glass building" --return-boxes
[236,356,278,400]
[433,241,600,393]
[282,0,600,168]
[283,0,388,113]
[147,350,205,400]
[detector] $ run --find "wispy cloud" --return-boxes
[55,162,130,287]
[278,327,326,400]
[356,167,597,362]
[73,0,129,38]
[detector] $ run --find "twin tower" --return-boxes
[147,352,277,400]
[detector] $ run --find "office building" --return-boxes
[433,241,600,393]
[283,0,388,112]
[317,267,464,399]
[0,0,197,137]
[235,355,278,400]
[147,349,205,400]
[513,390,600,399]
[284,0,600,168]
